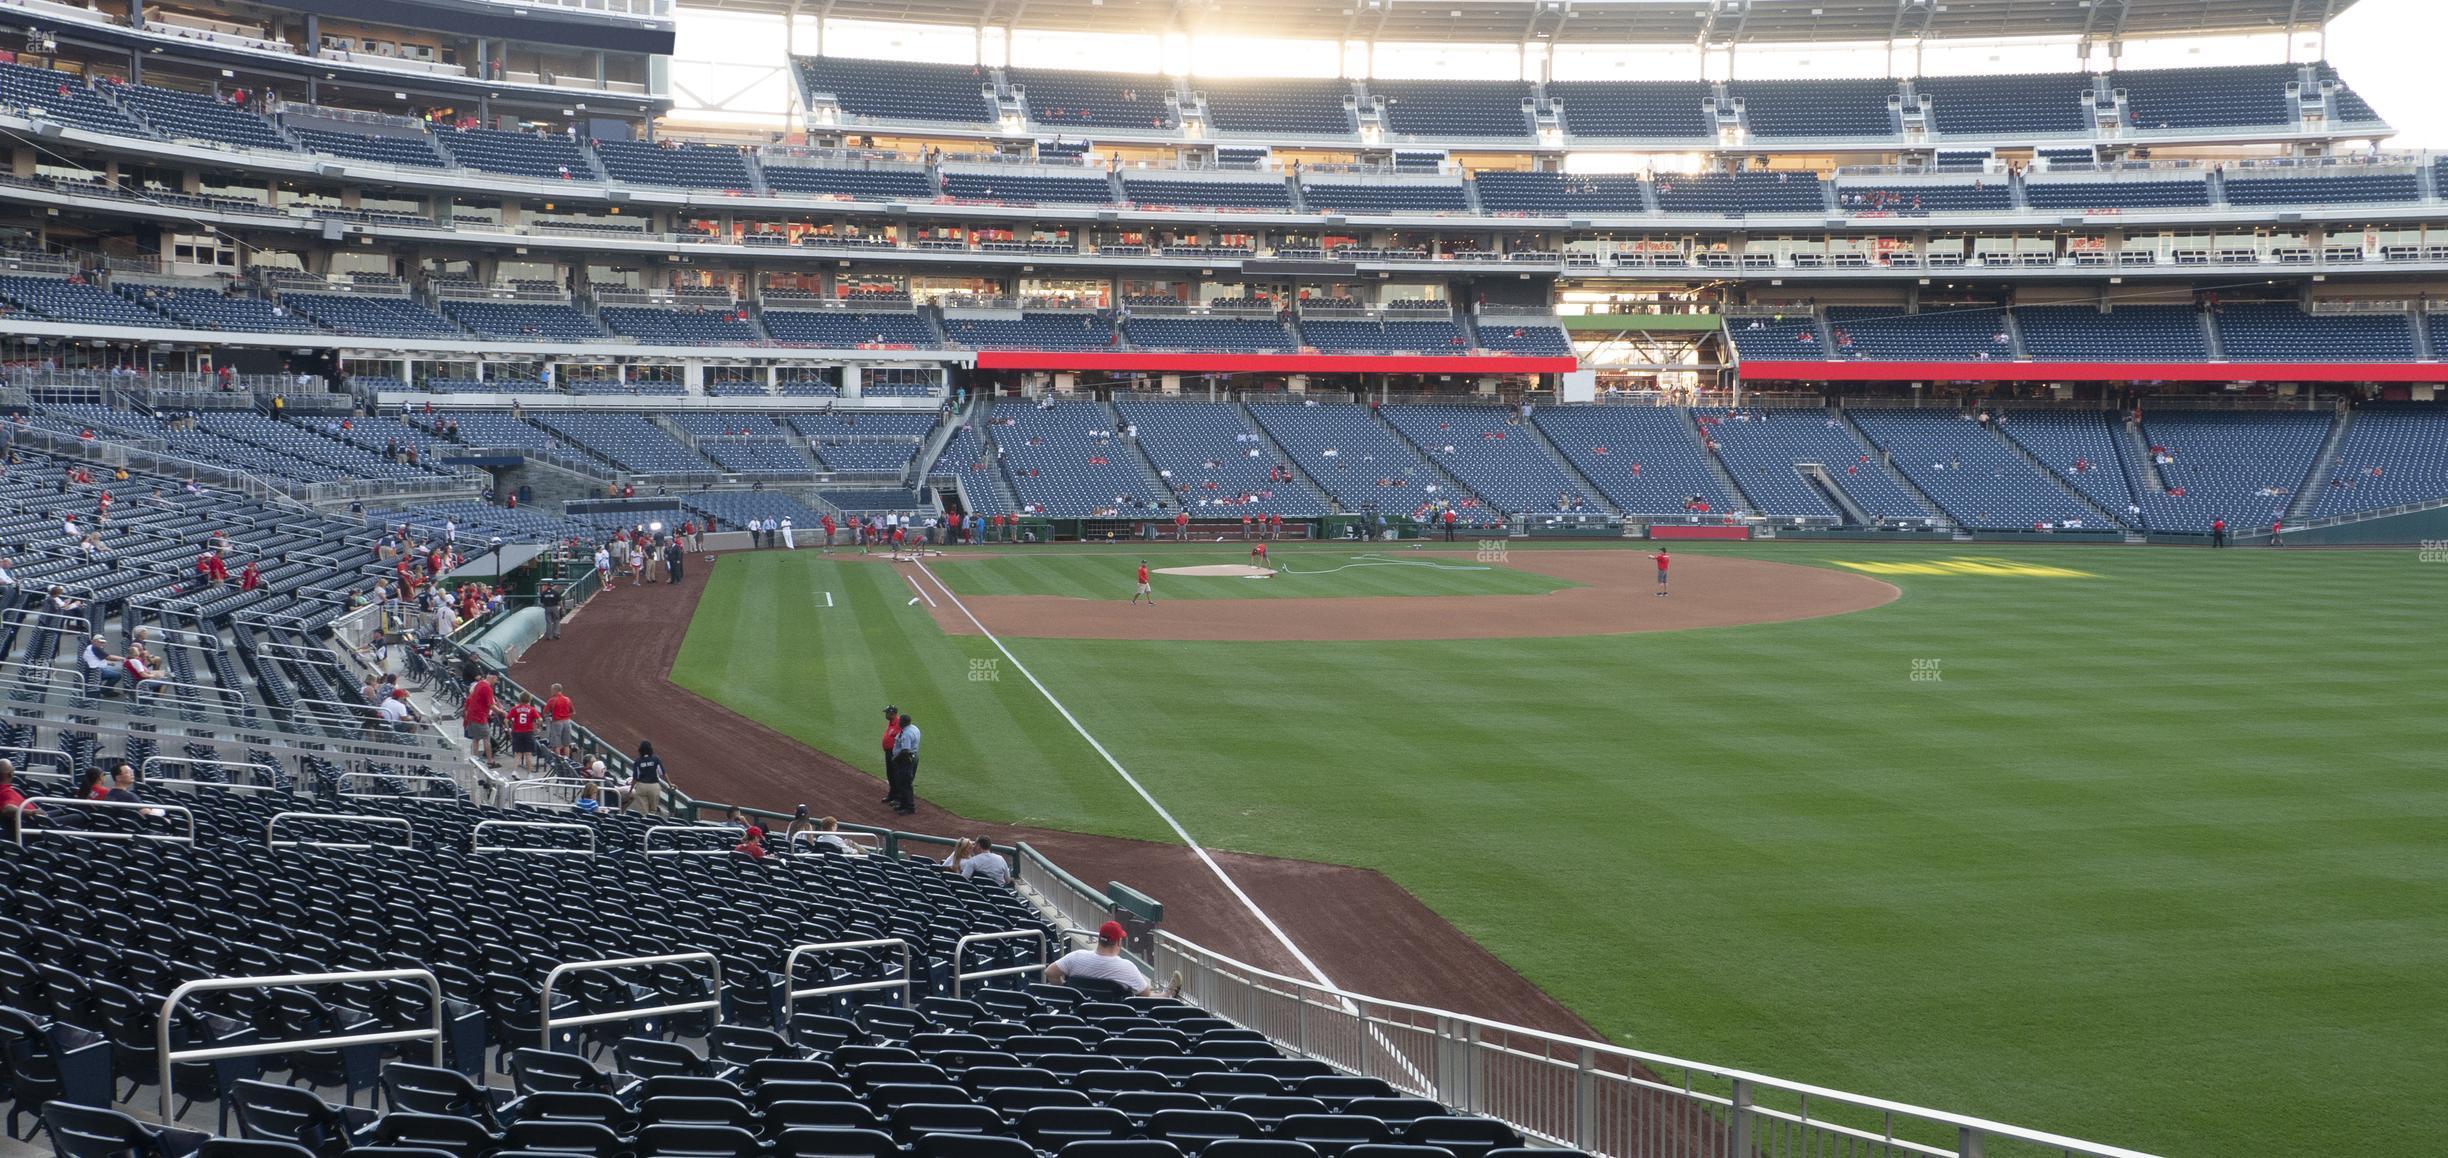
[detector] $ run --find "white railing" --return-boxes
[158,969,443,1123]
[782,938,915,1020]
[17,797,194,845]
[539,952,721,1048]
[470,818,596,855]
[642,822,745,855]
[142,755,282,792]
[1154,932,2162,1158]
[951,928,1048,998]
[266,811,414,850]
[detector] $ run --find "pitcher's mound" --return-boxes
[1156,564,1277,578]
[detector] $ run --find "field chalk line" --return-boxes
[905,573,939,608]
[913,560,1339,991]
[825,591,834,609]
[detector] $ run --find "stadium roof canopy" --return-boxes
[698,0,2363,47]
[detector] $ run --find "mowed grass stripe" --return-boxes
[677,543,2448,1156]
[931,544,1573,601]
[669,553,1169,838]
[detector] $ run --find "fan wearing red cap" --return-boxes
[1044,921,1152,996]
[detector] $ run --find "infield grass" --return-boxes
[672,541,2448,1158]
[928,543,1575,600]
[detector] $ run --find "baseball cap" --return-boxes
[390,689,410,699]
[1097,921,1126,945]
[883,705,899,717]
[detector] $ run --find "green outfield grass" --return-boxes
[671,543,2448,1157]
[927,544,1576,600]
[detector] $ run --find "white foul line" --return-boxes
[914,561,1339,991]
[905,573,939,608]
[825,591,835,608]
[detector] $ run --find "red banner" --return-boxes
[1738,360,2448,384]
[973,351,1578,374]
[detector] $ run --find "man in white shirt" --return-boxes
[780,518,795,550]
[378,688,416,732]
[1045,922,1151,995]
[946,835,1010,886]
[0,556,16,594]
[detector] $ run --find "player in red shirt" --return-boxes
[880,705,903,806]
[1647,548,1671,597]
[504,693,544,772]
[1251,540,1269,568]
[1442,509,1459,541]
[1174,511,1190,541]
[821,514,837,550]
[1131,561,1155,606]
[1268,514,1283,538]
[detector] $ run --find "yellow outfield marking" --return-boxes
[1832,556,2099,579]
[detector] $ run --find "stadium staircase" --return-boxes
[1835,410,1950,525]
[2412,308,2438,358]
[1523,416,1621,515]
[1369,407,1494,513]
[1233,402,1341,512]
[1796,463,1874,525]
[1101,400,1183,500]
[1683,411,1761,514]
[2117,417,2169,496]
[905,404,968,487]
[649,415,766,477]
[2199,311,2225,360]
[2288,407,2356,519]
[1984,420,2133,530]
[2002,311,2031,359]
[963,407,1027,514]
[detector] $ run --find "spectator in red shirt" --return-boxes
[238,560,261,592]
[0,760,34,836]
[545,683,575,758]
[505,693,544,772]
[197,549,228,584]
[463,673,498,764]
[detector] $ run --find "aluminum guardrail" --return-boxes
[1153,933,2160,1158]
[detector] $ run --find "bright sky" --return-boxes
[2327,0,2438,146]
[668,0,2438,143]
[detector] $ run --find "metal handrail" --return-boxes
[158,968,443,1123]
[951,928,1048,998]
[338,771,468,798]
[1154,932,2165,1158]
[0,745,77,773]
[142,755,280,789]
[782,938,914,1019]
[538,952,722,1047]
[642,822,745,855]
[17,797,195,845]
[784,828,883,854]
[470,818,596,854]
[267,811,414,851]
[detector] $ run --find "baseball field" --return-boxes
[654,540,2448,1158]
